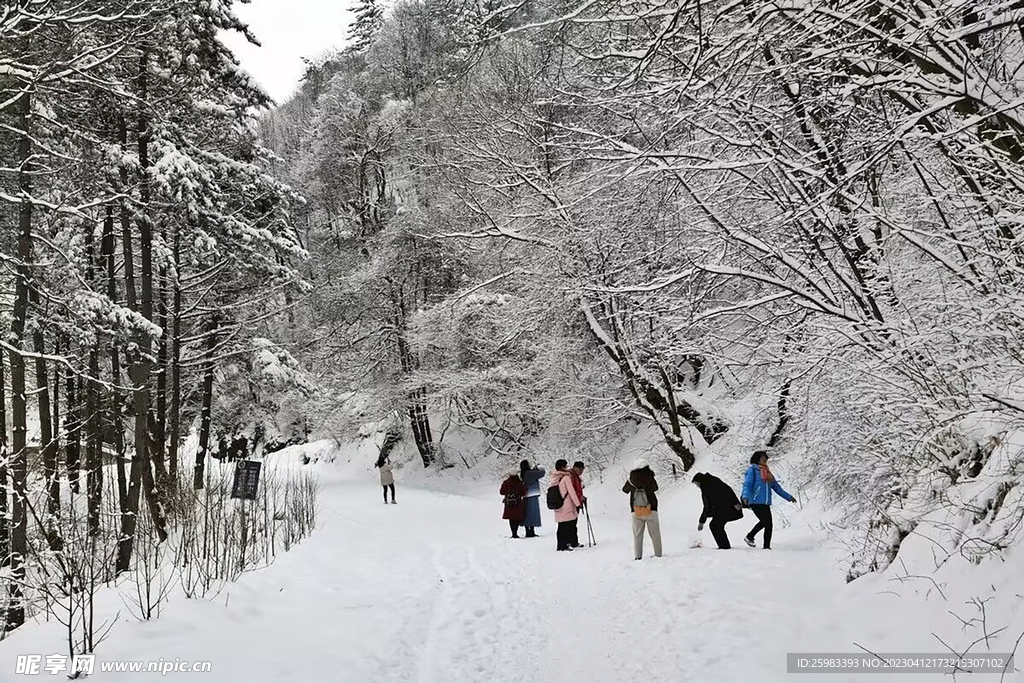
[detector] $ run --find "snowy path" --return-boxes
[122,475,839,682]
[0,468,978,682]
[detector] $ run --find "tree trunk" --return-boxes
[0,346,9,569]
[111,346,129,516]
[395,327,434,467]
[389,287,435,467]
[104,202,129,514]
[29,217,58,526]
[766,380,792,451]
[407,388,435,467]
[85,219,102,536]
[33,322,60,532]
[153,250,168,486]
[134,48,168,524]
[194,320,217,490]
[7,86,33,630]
[116,109,141,574]
[51,336,60,461]
[580,299,729,471]
[168,224,182,483]
[86,350,103,537]
[116,52,168,574]
[64,364,80,494]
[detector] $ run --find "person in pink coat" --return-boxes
[549,459,582,551]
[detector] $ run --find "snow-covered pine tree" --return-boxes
[347,0,385,55]
[0,0,310,631]
[109,0,306,570]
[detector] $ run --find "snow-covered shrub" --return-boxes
[211,338,317,456]
[172,451,320,597]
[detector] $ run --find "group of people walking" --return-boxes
[379,440,795,557]
[692,450,797,550]
[501,459,588,550]
[501,449,797,559]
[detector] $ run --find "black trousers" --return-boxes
[556,521,574,550]
[748,504,773,548]
[569,518,580,546]
[709,516,733,549]
[382,484,395,502]
[508,519,521,537]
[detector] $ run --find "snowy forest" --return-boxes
[0,0,317,644]
[2,0,1024,678]
[262,0,1024,576]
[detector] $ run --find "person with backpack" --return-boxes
[547,459,582,551]
[520,459,546,538]
[692,472,744,549]
[377,456,396,504]
[500,471,527,538]
[622,458,662,560]
[569,461,587,548]
[741,450,797,549]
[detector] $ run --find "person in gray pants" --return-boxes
[622,458,662,560]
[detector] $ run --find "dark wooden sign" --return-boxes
[231,460,262,500]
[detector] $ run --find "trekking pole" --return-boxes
[585,505,596,546]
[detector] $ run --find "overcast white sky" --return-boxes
[221,0,354,104]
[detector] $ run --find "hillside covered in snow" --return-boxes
[1,0,1023,680]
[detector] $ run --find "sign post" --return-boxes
[231,460,262,500]
[231,460,261,570]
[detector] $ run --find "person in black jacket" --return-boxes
[692,472,744,549]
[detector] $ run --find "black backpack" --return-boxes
[546,484,565,510]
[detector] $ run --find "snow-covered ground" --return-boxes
[2,442,1021,682]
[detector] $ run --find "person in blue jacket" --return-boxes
[741,451,797,549]
[520,459,546,538]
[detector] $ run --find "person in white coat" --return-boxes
[377,456,396,504]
